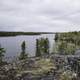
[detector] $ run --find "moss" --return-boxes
[16,58,56,76]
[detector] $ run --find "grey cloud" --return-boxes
[0,0,80,32]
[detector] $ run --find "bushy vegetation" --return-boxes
[36,38,49,57]
[54,31,80,55]
[0,45,5,64]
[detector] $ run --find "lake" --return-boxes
[0,34,55,57]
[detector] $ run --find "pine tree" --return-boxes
[36,38,50,57]
[0,44,5,63]
[19,41,28,60]
[44,38,49,54]
[54,33,58,42]
[36,39,41,57]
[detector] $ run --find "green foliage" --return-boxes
[54,33,58,42]
[60,72,72,80]
[0,45,5,63]
[21,41,26,52]
[34,58,55,74]
[19,41,28,60]
[36,38,49,57]
[54,31,80,55]
[36,39,41,57]
[44,38,49,54]
[60,70,77,80]
[55,41,75,55]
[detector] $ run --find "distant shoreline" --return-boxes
[0,31,56,37]
[0,31,79,37]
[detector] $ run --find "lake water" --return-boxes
[0,34,55,57]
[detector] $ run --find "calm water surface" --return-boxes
[0,34,55,57]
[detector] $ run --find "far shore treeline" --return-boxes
[0,31,55,37]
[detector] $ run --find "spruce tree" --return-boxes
[36,39,41,57]
[19,41,28,60]
[0,44,5,63]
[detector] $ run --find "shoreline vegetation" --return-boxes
[54,31,80,55]
[0,31,80,80]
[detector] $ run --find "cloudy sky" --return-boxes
[0,0,80,32]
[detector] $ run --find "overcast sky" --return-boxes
[0,0,80,32]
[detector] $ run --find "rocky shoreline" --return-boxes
[0,55,80,80]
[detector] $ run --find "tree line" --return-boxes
[0,31,55,37]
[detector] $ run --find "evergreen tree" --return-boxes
[36,38,50,57]
[44,38,49,54]
[19,41,28,60]
[0,44,5,63]
[36,39,41,57]
[54,33,58,42]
